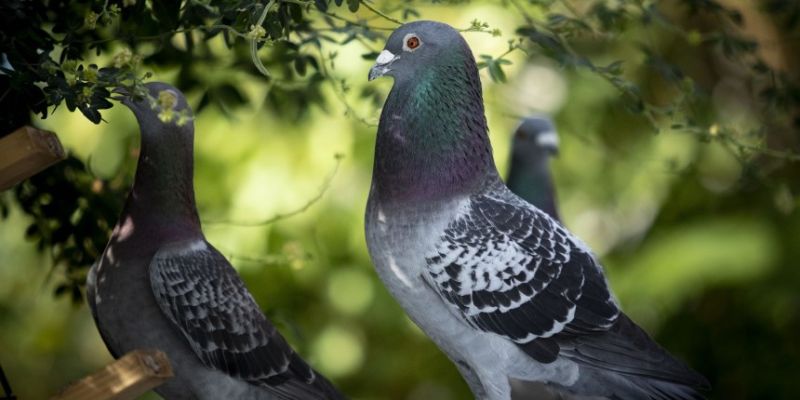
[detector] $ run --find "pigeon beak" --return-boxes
[535,130,560,156]
[368,50,397,81]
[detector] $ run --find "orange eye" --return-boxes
[406,36,420,50]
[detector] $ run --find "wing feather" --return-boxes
[424,188,708,395]
[149,240,343,399]
[424,189,619,362]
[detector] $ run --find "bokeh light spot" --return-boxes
[327,268,374,315]
[312,325,364,378]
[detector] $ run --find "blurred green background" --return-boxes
[1,1,799,399]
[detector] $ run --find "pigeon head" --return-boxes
[368,20,473,82]
[118,82,193,137]
[512,117,559,157]
[368,21,497,203]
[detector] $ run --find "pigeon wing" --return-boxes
[424,189,619,362]
[149,239,342,400]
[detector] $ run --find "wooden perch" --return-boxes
[0,126,66,191]
[50,349,173,400]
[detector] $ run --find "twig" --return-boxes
[496,42,524,60]
[330,79,378,127]
[315,45,379,127]
[280,0,314,5]
[77,24,258,46]
[250,0,278,79]
[558,0,582,21]
[711,128,800,162]
[203,154,343,226]
[321,11,396,31]
[226,251,312,267]
[359,0,403,25]
[508,0,534,24]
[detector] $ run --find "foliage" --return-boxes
[4,0,797,300]
[0,0,382,299]
[10,157,125,302]
[0,0,321,125]
[1,0,800,398]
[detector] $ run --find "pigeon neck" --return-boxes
[373,58,497,204]
[507,155,560,221]
[124,120,201,241]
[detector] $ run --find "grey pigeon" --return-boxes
[365,21,708,400]
[87,82,343,400]
[506,117,560,222]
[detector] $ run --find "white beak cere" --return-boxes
[535,130,560,148]
[375,50,397,65]
[369,50,399,81]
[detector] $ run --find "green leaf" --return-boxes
[295,56,308,76]
[488,61,507,83]
[266,12,283,40]
[602,60,624,75]
[79,106,102,124]
[315,0,329,12]
[547,13,567,25]
[289,3,303,23]
[361,52,379,61]
[54,284,69,297]
[151,0,180,30]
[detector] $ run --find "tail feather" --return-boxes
[609,373,706,400]
[556,365,705,400]
[559,313,709,399]
[265,354,346,400]
[267,370,346,400]
[308,368,347,400]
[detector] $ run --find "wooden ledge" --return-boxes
[51,349,173,400]
[0,126,66,191]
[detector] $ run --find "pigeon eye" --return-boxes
[403,34,421,51]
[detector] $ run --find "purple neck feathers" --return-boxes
[121,120,201,243]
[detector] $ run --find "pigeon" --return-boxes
[87,82,344,400]
[506,116,560,222]
[364,21,708,400]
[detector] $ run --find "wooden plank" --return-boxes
[50,349,173,400]
[0,126,66,191]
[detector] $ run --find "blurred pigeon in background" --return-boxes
[506,116,560,222]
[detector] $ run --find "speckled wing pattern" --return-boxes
[149,240,341,400]
[424,187,620,363]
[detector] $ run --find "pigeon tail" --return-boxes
[269,363,346,400]
[307,369,348,400]
[559,313,709,399]
[282,354,347,400]
[560,365,706,400]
